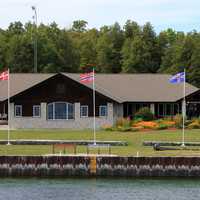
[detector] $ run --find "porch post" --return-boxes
[150,103,155,115]
[41,102,46,119]
[107,102,113,124]
[75,102,80,120]
[182,100,186,119]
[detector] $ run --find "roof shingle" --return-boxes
[0,73,198,103]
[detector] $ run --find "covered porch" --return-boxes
[123,100,200,119]
[123,102,181,119]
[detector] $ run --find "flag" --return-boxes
[80,72,94,83]
[0,70,9,81]
[169,72,185,84]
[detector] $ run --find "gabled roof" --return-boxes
[0,73,54,102]
[63,73,199,103]
[0,73,199,103]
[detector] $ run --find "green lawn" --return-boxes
[0,129,200,156]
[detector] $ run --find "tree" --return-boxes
[1,20,200,88]
[0,31,7,71]
[96,22,124,72]
[122,36,146,72]
[142,22,160,72]
[78,29,98,70]
[37,23,79,72]
[7,21,24,35]
[123,20,141,38]
[72,20,88,32]
[122,23,158,73]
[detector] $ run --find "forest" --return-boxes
[0,20,200,87]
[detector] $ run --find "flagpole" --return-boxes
[7,68,10,145]
[92,67,96,145]
[181,68,186,147]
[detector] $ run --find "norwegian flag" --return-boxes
[0,70,9,81]
[80,72,94,83]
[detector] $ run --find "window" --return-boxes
[99,105,107,117]
[33,105,41,117]
[15,105,22,117]
[47,102,74,120]
[166,104,172,116]
[48,103,53,120]
[158,104,164,116]
[158,103,179,117]
[68,104,74,119]
[80,105,88,117]
[55,102,67,119]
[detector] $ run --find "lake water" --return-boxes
[1,178,200,200]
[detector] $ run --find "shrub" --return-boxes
[187,119,200,129]
[116,118,131,128]
[188,121,200,129]
[174,114,183,128]
[185,120,193,127]
[134,107,154,121]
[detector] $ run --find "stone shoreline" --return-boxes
[0,156,200,177]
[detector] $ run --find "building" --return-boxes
[0,73,199,129]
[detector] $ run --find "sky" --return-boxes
[1,0,200,33]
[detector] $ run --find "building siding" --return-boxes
[10,102,114,129]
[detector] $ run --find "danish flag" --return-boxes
[0,70,9,81]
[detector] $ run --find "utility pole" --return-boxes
[31,6,38,73]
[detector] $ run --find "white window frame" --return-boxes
[47,102,74,120]
[14,105,22,117]
[80,105,88,118]
[99,105,108,117]
[33,105,41,118]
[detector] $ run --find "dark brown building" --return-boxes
[0,73,199,129]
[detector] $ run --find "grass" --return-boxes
[0,129,200,156]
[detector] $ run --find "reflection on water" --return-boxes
[0,178,200,200]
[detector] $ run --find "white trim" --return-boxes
[14,105,22,117]
[33,105,41,118]
[80,105,88,118]
[99,105,108,117]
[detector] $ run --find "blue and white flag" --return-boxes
[169,72,185,84]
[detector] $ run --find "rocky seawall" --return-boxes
[0,156,200,177]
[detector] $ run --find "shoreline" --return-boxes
[0,155,200,177]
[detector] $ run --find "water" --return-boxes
[0,178,200,200]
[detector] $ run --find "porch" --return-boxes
[123,101,200,119]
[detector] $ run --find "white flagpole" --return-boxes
[92,68,96,145]
[7,68,10,145]
[182,68,186,147]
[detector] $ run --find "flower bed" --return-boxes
[102,116,200,132]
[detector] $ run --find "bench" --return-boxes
[87,144,111,155]
[52,143,77,154]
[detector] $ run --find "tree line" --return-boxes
[0,20,200,87]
